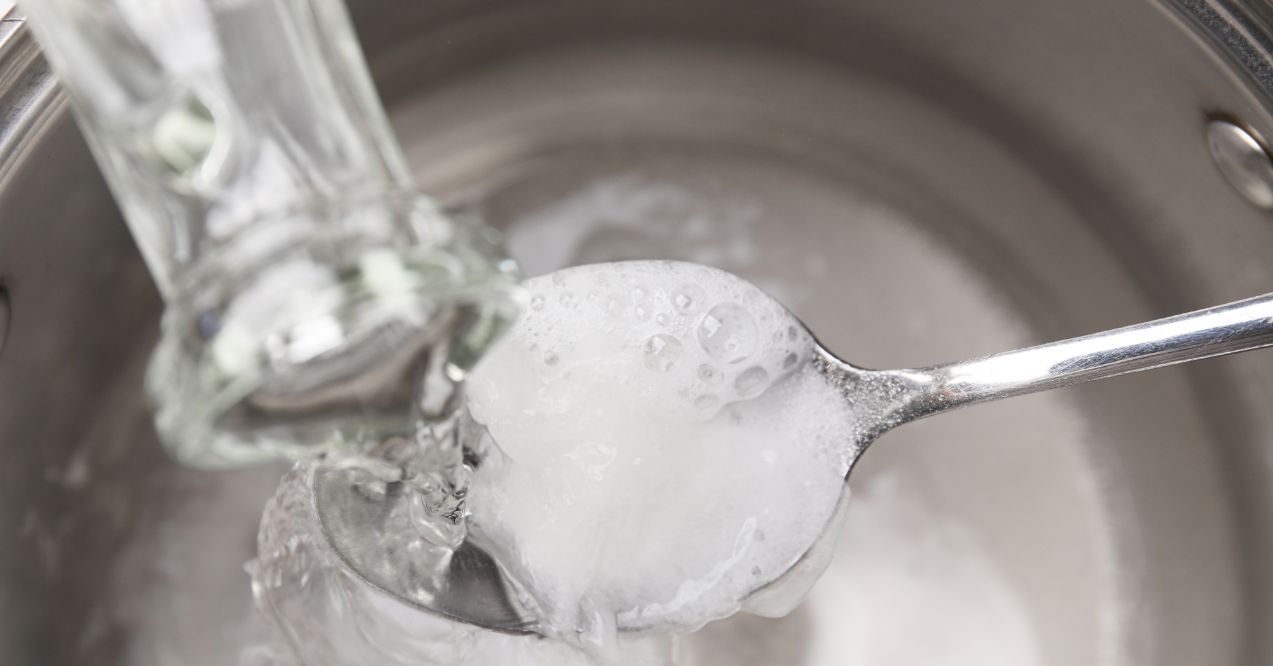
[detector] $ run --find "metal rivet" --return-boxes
[0,287,9,358]
[1207,118,1273,209]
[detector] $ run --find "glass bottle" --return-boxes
[19,0,523,468]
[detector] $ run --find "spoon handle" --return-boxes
[899,292,1273,417]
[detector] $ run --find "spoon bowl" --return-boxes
[317,262,1273,636]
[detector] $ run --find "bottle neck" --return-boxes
[23,1,527,467]
[22,0,413,298]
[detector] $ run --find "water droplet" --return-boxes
[697,303,758,363]
[734,366,769,397]
[786,325,799,341]
[751,566,763,577]
[644,334,683,372]
[530,295,545,311]
[783,352,799,369]
[655,312,670,326]
[672,284,707,314]
[559,292,575,307]
[697,364,722,385]
[543,351,559,366]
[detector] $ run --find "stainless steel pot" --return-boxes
[5,1,1273,664]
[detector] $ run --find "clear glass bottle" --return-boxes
[20,0,523,467]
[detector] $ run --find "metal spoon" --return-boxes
[317,276,1273,636]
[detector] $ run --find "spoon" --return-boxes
[317,266,1273,636]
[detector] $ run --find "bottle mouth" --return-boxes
[146,194,526,468]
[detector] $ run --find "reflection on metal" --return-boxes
[1163,0,1273,103]
[1207,118,1273,208]
[824,291,1273,476]
[314,464,538,635]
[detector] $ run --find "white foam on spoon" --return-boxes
[466,260,853,648]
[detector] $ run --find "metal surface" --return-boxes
[1162,0,1273,103]
[829,292,1273,471]
[5,0,1273,664]
[1206,119,1273,208]
[0,287,9,357]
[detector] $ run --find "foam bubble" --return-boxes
[671,284,707,314]
[734,366,770,397]
[697,303,759,364]
[644,334,684,372]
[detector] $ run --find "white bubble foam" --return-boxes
[697,302,759,364]
[644,334,685,372]
[466,260,852,646]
